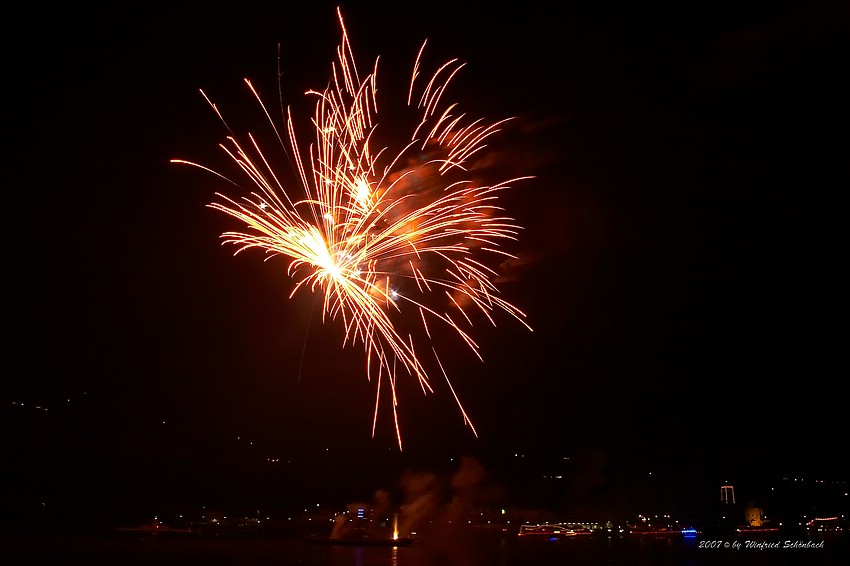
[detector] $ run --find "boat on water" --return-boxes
[517,524,578,538]
[736,525,780,535]
[806,516,846,534]
[626,514,699,537]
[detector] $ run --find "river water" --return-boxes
[2,529,847,565]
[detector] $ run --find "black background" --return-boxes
[4,0,847,526]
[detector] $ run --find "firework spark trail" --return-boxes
[173,8,532,448]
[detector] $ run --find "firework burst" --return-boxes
[173,9,531,448]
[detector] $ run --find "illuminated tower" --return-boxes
[720,485,736,505]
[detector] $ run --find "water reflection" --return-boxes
[2,530,846,565]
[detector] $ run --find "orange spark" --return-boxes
[173,8,531,448]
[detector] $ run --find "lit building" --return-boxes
[744,504,764,527]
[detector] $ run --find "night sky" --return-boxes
[4,1,848,525]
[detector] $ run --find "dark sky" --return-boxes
[3,1,848,523]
